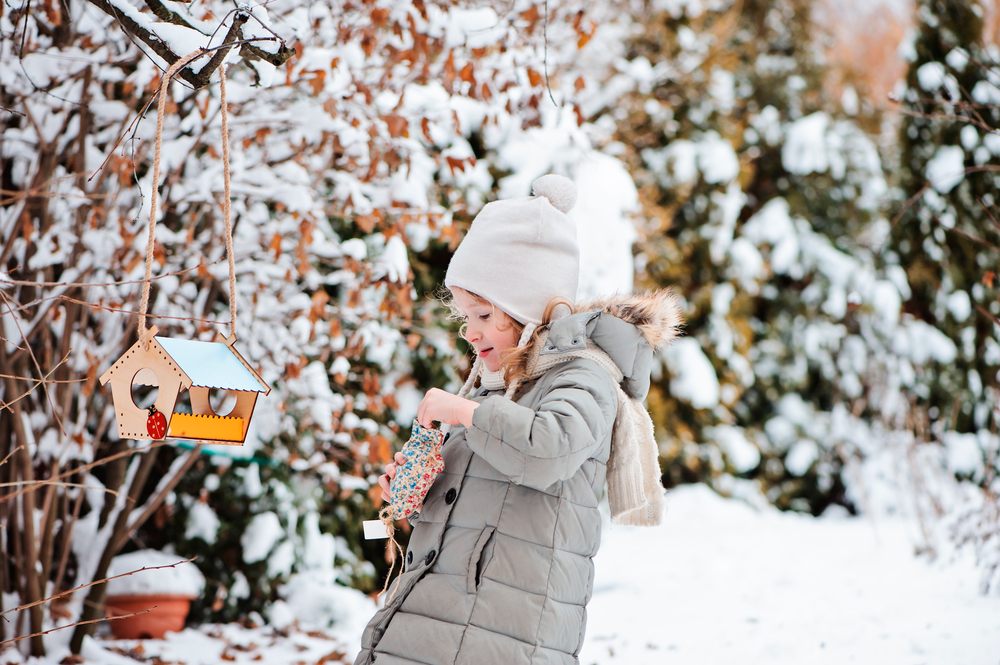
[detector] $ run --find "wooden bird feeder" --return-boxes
[100,55,269,446]
[99,325,270,445]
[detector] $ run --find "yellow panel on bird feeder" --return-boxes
[168,413,245,442]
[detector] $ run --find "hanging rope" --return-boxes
[219,64,237,339]
[139,50,239,343]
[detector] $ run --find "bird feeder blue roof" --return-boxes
[157,337,268,393]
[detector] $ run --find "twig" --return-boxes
[0,445,25,471]
[881,164,1000,257]
[0,608,151,646]
[0,351,72,415]
[0,178,109,204]
[2,440,168,504]
[87,102,151,183]
[53,481,86,599]
[1,259,222,288]
[146,0,211,33]
[118,445,202,550]
[887,183,930,234]
[18,0,32,57]
[979,197,1000,236]
[937,219,1000,251]
[0,373,85,384]
[0,336,26,351]
[0,291,247,329]
[57,295,240,327]
[0,289,65,434]
[0,480,121,499]
[541,0,556,106]
[0,557,197,617]
[975,303,1000,328]
[894,106,1000,133]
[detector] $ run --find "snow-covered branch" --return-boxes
[82,0,292,88]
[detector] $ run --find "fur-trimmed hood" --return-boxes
[576,289,684,350]
[542,289,684,401]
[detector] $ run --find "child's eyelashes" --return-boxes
[479,313,491,321]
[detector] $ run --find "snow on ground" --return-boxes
[580,485,1000,665]
[3,623,359,665]
[94,623,350,664]
[5,485,996,665]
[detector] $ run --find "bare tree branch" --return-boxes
[117,445,202,551]
[1,557,196,617]
[0,608,151,647]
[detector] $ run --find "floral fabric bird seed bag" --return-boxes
[377,420,445,599]
[386,419,445,519]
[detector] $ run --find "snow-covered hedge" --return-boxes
[0,0,645,650]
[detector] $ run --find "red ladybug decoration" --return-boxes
[146,405,167,439]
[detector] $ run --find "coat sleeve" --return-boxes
[464,359,618,491]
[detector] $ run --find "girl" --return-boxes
[355,175,681,665]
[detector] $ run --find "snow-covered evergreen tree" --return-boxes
[894,0,1000,592]
[615,0,910,513]
[896,0,1000,453]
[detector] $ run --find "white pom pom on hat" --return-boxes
[444,174,580,327]
[531,173,578,214]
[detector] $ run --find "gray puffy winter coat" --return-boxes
[355,293,678,665]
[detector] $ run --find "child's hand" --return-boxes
[417,388,479,428]
[378,451,407,503]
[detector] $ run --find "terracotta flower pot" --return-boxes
[105,593,193,639]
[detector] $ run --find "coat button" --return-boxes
[406,551,413,566]
[425,550,436,566]
[445,488,457,504]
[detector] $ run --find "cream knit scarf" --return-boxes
[467,332,664,527]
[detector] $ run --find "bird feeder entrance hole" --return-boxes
[131,367,160,411]
[100,326,270,445]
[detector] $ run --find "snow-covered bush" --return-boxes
[610,0,917,514]
[150,456,381,623]
[0,0,645,652]
[892,0,1000,592]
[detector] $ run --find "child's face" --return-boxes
[452,289,519,373]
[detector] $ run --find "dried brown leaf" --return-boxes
[385,114,408,137]
[459,62,475,86]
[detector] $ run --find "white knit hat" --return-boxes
[445,174,579,327]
